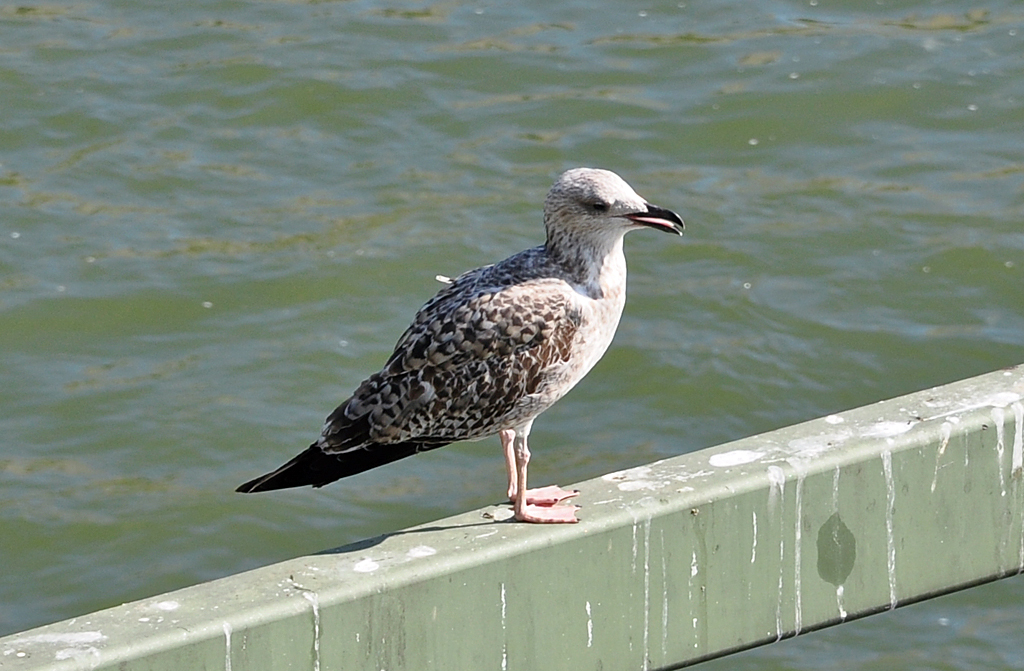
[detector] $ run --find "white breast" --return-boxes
[554,242,629,394]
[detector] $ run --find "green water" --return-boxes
[2,0,1023,667]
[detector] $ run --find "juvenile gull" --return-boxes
[237,168,684,523]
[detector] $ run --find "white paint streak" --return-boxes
[630,510,640,573]
[602,462,707,491]
[993,406,1009,500]
[825,414,845,424]
[787,433,849,457]
[775,550,785,642]
[11,632,106,645]
[223,622,233,671]
[1012,402,1024,476]
[673,469,715,483]
[994,406,1007,483]
[9,631,106,664]
[489,508,515,522]
[836,585,847,621]
[642,518,651,671]
[864,420,917,438]
[301,591,321,671]
[54,647,100,661]
[353,558,379,573]
[617,480,657,492]
[766,465,785,514]
[688,551,698,642]
[708,450,764,467]
[930,421,954,493]
[500,583,508,671]
[924,391,1022,421]
[882,450,898,609]
[750,511,757,564]
[660,530,668,659]
[603,465,652,482]
[407,545,437,558]
[766,464,786,641]
[992,392,1024,406]
[1020,484,1024,574]
[832,465,841,511]
[793,470,805,636]
[586,601,593,648]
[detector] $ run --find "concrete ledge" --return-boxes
[3,364,1023,670]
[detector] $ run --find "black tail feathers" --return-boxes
[236,444,343,493]
[235,440,449,494]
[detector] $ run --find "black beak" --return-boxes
[623,203,685,235]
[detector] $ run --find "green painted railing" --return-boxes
[3,364,1023,670]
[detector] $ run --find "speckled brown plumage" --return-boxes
[237,168,683,523]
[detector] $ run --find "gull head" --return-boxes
[543,168,684,245]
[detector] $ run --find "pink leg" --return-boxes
[502,430,578,506]
[501,429,517,501]
[520,485,579,506]
[511,426,578,524]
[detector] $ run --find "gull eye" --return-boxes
[589,201,610,213]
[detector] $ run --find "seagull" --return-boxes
[236,168,684,523]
